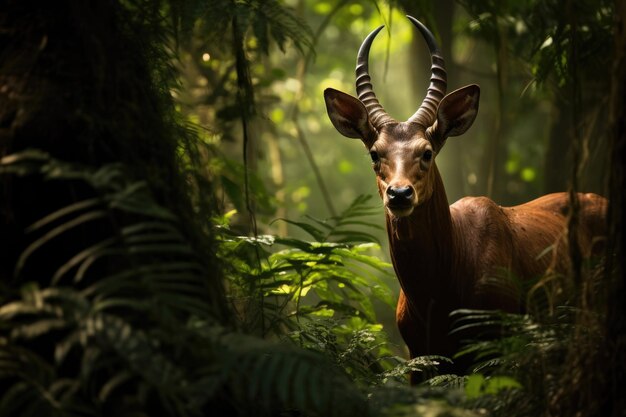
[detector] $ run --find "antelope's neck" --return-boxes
[385,166,457,304]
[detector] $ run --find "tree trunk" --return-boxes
[544,96,574,193]
[0,0,229,314]
[603,0,626,414]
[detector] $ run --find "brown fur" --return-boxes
[389,165,607,381]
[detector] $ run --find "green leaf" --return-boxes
[465,373,486,399]
[274,218,327,242]
[465,373,522,398]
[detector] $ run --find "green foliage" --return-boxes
[172,0,314,128]
[447,306,600,417]
[218,195,402,377]
[458,0,614,86]
[219,195,392,325]
[168,0,320,227]
[0,150,370,417]
[171,0,314,55]
[457,0,614,198]
[464,374,522,399]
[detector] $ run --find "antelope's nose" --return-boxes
[386,186,413,201]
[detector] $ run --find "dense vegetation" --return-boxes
[0,0,624,416]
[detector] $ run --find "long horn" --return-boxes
[356,25,396,128]
[406,16,447,126]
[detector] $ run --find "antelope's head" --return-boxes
[324,16,480,218]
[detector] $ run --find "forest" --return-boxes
[0,0,624,416]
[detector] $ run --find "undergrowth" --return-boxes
[0,150,613,417]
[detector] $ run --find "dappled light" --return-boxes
[1,1,624,416]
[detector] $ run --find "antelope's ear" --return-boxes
[433,84,480,139]
[324,88,377,144]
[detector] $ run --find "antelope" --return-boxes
[323,16,607,381]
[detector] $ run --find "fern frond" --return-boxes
[1,151,380,416]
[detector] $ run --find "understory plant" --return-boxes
[0,151,370,417]
[1,152,612,417]
[217,195,404,383]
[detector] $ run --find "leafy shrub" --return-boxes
[0,150,369,417]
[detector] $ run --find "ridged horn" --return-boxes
[406,16,447,127]
[356,25,396,129]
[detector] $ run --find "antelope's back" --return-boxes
[449,192,608,309]
[505,192,608,276]
[510,192,607,243]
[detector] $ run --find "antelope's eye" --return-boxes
[370,151,380,163]
[423,150,433,162]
